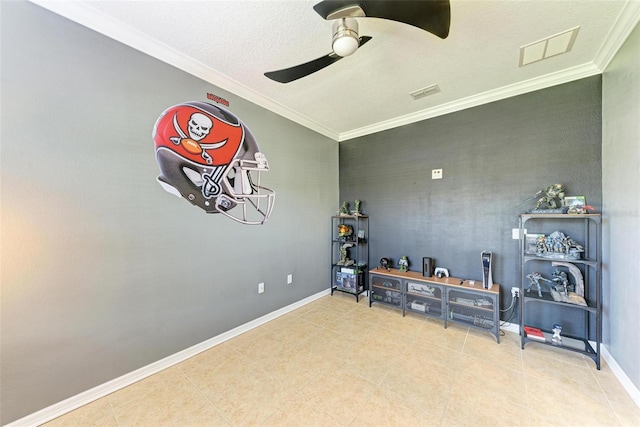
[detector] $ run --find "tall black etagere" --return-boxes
[519,213,602,369]
[331,215,368,302]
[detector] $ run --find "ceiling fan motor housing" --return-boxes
[332,18,359,57]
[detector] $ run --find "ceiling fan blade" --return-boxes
[313,0,451,39]
[264,36,372,83]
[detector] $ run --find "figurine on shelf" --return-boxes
[552,269,570,295]
[551,323,563,345]
[536,183,565,209]
[339,202,349,216]
[353,199,361,215]
[526,272,553,297]
[337,243,355,266]
[337,224,353,239]
[398,256,409,272]
[536,231,584,259]
[552,261,584,297]
[525,183,568,213]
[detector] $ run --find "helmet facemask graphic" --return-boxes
[153,101,275,225]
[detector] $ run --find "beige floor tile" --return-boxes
[41,398,116,427]
[262,346,332,390]
[263,393,341,427]
[380,362,453,415]
[592,363,638,405]
[452,353,527,396]
[299,366,377,425]
[416,320,469,352]
[525,374,618,424]
[43,294,638,427]
[352,386,443,426]
[441,388,530,427]
[523,351,604,397]
[610,398,640,427]
[106,367,181,410]
[204,368,297,425]
[463,329,524,371]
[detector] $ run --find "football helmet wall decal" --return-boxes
[153,101,275,225]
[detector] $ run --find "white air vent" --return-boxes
[519,27,580,67]
[410,84,440,100]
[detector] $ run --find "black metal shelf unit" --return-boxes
[331,215,369,302]
[519,213,602,369]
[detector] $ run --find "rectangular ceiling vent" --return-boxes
[410,84,440,100]
[519,27,580,67]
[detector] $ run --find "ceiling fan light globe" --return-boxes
[332,18,359,57]
[333,35,359,56]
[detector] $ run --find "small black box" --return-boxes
[423,257,434,277]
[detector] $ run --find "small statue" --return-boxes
[339,202,349,215]
[552,323,563,345]
[536,231,584,259]
[552,269,570,295]
[526,272,553,297]
[337,243,354,266]
[337,224,353,239]
[353,199,361,215]
[398,256,409,272]
[535,184,565,209]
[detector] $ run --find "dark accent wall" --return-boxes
[340,77,602,319]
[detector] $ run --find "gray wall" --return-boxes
[340,77,603,325]
[0,2,337,424]
[602,22,640,390]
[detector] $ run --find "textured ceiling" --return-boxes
[32,0,640,141]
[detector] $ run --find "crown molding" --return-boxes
[338,62,602,141]
[28,0,340,142]
[594,0,640,71]
[28,0,639,144]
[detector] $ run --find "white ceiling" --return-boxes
[32,0,640,141]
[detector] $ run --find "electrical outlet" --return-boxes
[511,287,520,298]
[287,274,293,284]
[258,282,265,293]
[431,169,443,180]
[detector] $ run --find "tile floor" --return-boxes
[44,292,639,426]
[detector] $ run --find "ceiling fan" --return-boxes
[264,0,451,84]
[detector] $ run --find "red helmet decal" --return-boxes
[153,101,276,224]
[154,104,243,166]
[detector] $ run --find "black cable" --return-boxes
[500,296,518,326]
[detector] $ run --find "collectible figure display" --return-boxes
[535,231,584,259]
[535,183,565,209]
[338,224,354,239]
[552,324,563,345]
[337,243,355,266]
[379,257,391,271]
[353,199,361,215]
[339,202,349,215]
[398,256,409,272]
[525,265,587,306]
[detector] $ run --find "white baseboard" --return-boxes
[9,291,639,426]
[500,325,640,409]
[601,345,640,408]
[6,289,331,427]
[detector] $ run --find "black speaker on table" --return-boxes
[423,257,434,277]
